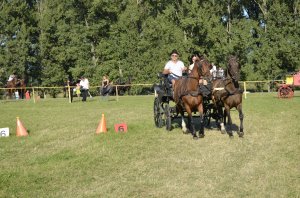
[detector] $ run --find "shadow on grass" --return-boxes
[170,116,240,134]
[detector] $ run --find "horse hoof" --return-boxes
[221,130,226,134]
[199,134,205,138]
[183,130,190,134]
[238,132,244,138]
[228,133,234,138]
[193,136,199,140]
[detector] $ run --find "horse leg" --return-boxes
[197,103,205,138]
[224,105,233,137]
[219,106,226,134]
[185,106,198,140]
[180,108,189,134]
[223,108,227,125]
[237,104,244,137]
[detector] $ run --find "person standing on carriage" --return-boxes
[162,49,186,90]
[80,76,89,102]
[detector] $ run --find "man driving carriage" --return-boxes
[162,49,187,91]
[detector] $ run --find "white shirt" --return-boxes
[8,75,15,82]
[80,78,89,90]
[210,65,217,78]
[210,65,217,73]
[164,60,185,77]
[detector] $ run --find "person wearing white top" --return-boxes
[79,76,89,101]
[162,49,186,89]
[210,63,217,79]
[7,73,16,82]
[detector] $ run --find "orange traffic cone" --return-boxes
[96,113,107,134]
[16,117,28,137]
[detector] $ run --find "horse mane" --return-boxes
[227,55,241,88]
[199,58,212,77]
[174,58,211,104]
[228,55,240,70]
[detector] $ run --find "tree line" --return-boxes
[0,0,299,89]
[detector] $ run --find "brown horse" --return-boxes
[174,58,212,139]
[17,79,26,99]
[6,77,18,99]
[6,77,26,99]
[212,55,244,137]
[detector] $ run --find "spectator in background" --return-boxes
[76,82,81,98]
[80,76,89,102]
[101,75,112,96]
[210,63,217,79]
[217,67,224,79]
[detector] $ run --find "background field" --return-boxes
[0,93,299,198]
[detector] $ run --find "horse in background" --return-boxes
[174,58,212,139]
[16,79,26,99]
[111,76,133,96]
[212,55,244,137]
[6,77,26,99]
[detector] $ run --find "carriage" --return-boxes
[153,55,244,138]
[153,73,216,131]
[277,71,300,98]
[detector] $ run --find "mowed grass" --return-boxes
[0,93,299,198]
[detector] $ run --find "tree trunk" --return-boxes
[85,18,98,67]
[227,0,232,43]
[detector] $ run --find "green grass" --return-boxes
[0,93,299,198]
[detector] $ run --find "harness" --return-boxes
[212,79,242,102]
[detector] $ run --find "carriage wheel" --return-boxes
[278,86,287,98]
[154,97,164,128]
[164,103,172,131]
[278,86,294,98]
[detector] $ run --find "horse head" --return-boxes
[191,58,212,80]
[227,55,240,81]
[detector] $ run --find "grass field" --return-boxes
[0,93,299,198]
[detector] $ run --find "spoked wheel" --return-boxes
[154,97,164,128]
[278,86,294,98]
[164,103,172,131]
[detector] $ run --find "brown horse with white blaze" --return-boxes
[212,55,244,137]
[174,58,212,139]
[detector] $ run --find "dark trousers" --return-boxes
[82,89,88,101]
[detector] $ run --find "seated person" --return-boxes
[101,75,112,96]
[162,49,186,90]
